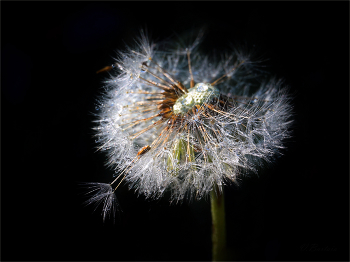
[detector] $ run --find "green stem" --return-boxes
[168,139,229,260]
[211,187,227,261]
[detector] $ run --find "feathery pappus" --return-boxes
[85,30,293,221]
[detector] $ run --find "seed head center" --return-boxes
[173,83,220,114]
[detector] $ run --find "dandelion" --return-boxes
[88,29,292,260]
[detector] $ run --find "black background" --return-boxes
[2,2,349,261]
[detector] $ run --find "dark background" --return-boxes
[2,2,349,261]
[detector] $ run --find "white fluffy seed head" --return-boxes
[93,30,293,205]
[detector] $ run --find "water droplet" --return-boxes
[196,83,208,92]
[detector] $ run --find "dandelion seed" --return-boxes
[80,182,118,222]
[88,29,293,221]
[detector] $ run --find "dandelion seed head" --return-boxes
[91,29,293,210]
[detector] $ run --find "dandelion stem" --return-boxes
[210,187,227,261]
